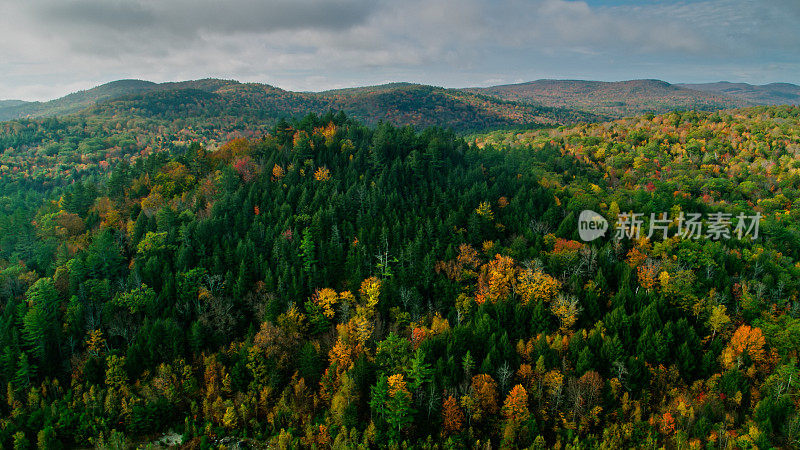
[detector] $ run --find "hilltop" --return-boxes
[0,79,599,133]
[0,80,159,121]
[466,79,755,117]
[677,81,800,106]
[3,78,797,133]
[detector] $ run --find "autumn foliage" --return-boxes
[1,107,799,448]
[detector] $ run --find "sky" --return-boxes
[1,0,798,101]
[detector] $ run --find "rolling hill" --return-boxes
[312,83,600,129]
[2,78,798,134]
[0,79,159,121]
[0,100,29,109]
[0,79,602,187]
[0,79,601,133]
[677,81,800,106]
[466,79,752,117]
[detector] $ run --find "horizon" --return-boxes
[1,0,798,101]
[5,76,800,103]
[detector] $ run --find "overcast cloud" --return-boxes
[1,0,798,100]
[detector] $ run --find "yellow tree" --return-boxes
[387,374,408,397]
[476,254,516,304]
[86,329,106,356]
[222,404,238,429]
[314,166,331,181]
[707,304,730,339]
[550,294,582,333]
[272,164,285,181]
[329,373,358,427]
[516,269,561,304]
[105,355,127,391]
[313,288,339,318]
[359,277,381,311]
[475,201,494,220]
[457,243,480,268]
[543,369,564,407]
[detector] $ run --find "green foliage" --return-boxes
[0,108,799,448]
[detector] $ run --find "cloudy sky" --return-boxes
[1,0,798,101]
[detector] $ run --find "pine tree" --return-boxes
[406,348,432,393]
[300,228,317,278]
[14,353,35,390]
[462,351,475,380]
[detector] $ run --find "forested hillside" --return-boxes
[0,106,799,448]
[468,80,749,118]
[0,81,159,122]
[678,82,800,108]
[0,79,598,133]
[5,78,798,136]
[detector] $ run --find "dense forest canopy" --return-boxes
[0,106,799,448]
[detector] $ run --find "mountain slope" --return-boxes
[84,81,321,121]
[37,80,601,133]
[0,79,158,121]
[0,100,29,108]
[3,78,798,132]
[468,79,751,117]
[677,81,800,106]
[313,83,601,130]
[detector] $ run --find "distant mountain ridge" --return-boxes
[0,79,600,132]
[676,81,800,106]
[0,79,247,122]
[466,79,750,117]
[0,100,29,108]
[0,79,160,121]
[0,78,797,130]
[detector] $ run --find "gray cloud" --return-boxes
[24,0,378,56]
[42,1,155,30]
[0,0,797,100]
[38,0,376,33]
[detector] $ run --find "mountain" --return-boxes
[467,79,751,117]
[83,79,319,121]
[0,100,31,120]
[0,78,252,122]
[0,100,29,108]
[312,83,601,130]
[677,81,800,106]
[3,78,798,133]
[5,79,601,133]
[0,79,158,121]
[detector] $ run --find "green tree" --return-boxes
[406,348,432,393]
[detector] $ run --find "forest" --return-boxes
[0,105,799,448]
